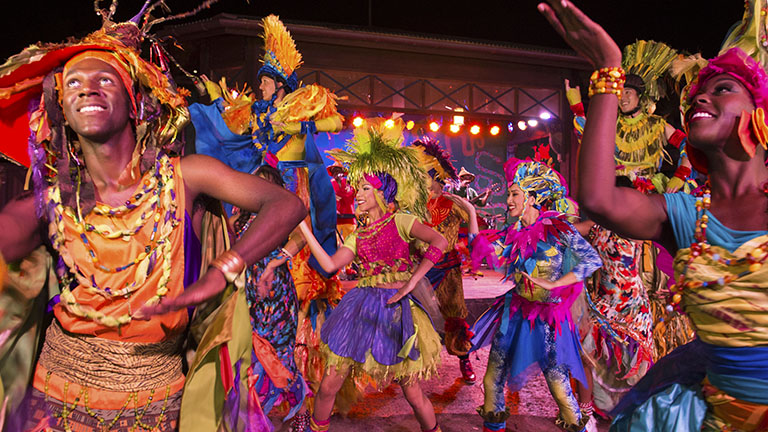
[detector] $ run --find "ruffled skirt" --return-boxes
[471,292,587,390]
[320,286,441,384]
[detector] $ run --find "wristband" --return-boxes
[209,249,246,283]
[673,165,692,181]
[301,120,317,135]
[588,67,626,99]
[278,247,294,260]
[668,129,687,148]
[424,245,443,264]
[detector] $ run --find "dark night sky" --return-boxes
[3,1,745,64]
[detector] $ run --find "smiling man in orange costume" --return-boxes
[0,6,305,430]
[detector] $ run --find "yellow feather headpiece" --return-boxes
[327,118,430,220]
[259,15,303,92]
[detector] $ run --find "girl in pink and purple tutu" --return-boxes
[297,118,447,432]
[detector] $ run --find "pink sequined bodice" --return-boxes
[356,213,415,279]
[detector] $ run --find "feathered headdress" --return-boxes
[410,137,458,182]
[327,118,430,221]
[504,158,577,216]
[258,15,303,93]
[621,40,678,107]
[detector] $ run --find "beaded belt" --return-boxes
[39,320,183,392]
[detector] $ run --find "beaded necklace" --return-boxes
[47,152,181,328]
[668,182,768,311]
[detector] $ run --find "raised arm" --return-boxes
[0,195,43,263]
[445,193,479,235]
[539,0,669,241]
[298,219,355,273]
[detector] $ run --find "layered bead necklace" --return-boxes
[668,181,768,311]
[47,152,180,328]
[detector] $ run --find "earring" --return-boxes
[738,108,768,158]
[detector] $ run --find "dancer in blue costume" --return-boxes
[539,1,768,430]
[471,158,601,432]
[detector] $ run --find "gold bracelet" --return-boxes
[209,249,246,283]
[279,247,294,259]
[588,66,626,98]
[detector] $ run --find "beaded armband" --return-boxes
[424,245,443,264]
[210,249,246,283]
[588,67,625,98]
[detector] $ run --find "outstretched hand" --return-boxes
[538,0,622,69]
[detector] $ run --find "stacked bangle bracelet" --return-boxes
[588,66,626,98]
[209,249,246,283]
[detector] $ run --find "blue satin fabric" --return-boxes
[610,339,768,431]
[189,99,338,277]
[664,193,767,252]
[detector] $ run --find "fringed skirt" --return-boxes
[320,286,441,384]
[471,291,587,391]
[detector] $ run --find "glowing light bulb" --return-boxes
[384,119,395,129]
[469,125,481,135]
[517,120,527,131]
[429,121,440,132]
[406,120,415,130]
[490,125,500,136]
[449,123,461,133]
[352,117,364,127]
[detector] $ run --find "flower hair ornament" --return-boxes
[327,118,431,221]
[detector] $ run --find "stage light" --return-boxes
[429,121,440,132]
[449,123,461,133]
[406,120,415,130]
[352,116,364,128]
[384,118,395,129]
[490,125,500,136]
[528,119,539,127]
[517,120,527,131]
[469,124,481,135]
[507,122,514,132]
[230,90,239,98]
[453,107,465,126]
[539,112,552,120]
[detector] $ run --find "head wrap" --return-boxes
[0,2,211,211]
[686,47,768,112]
[504,158,576,216]
[257,15,302,93]
[684,47,768,173]
[410,137,458,183]
[61,50,137,115]
[327,118,430,220]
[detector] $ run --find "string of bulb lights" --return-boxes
[348,110,554,136]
